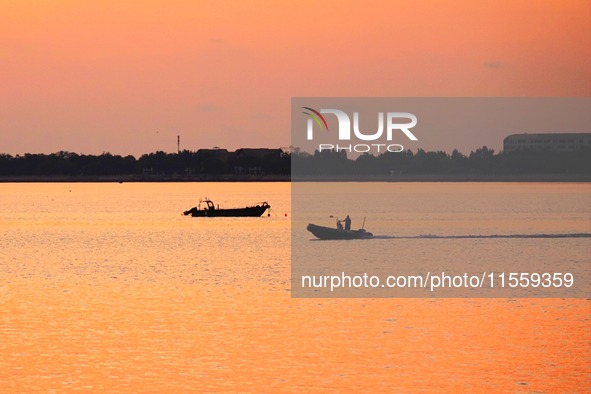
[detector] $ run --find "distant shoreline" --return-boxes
[0,174,290,183]
[1,174,589,183]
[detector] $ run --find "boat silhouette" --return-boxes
[307,223,373,240]
[183,198,270,217]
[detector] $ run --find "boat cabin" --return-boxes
[200,198,218,211]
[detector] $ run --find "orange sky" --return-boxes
[0,0,589,155]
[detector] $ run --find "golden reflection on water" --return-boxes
[0,182,589,392]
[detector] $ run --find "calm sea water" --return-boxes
[0,182,589,392]
[292,182,591,297]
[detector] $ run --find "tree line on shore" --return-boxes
[0,146,589,176]
[0,149,290,176]
[293,146,591,175]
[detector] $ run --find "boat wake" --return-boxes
[370,233,591,240]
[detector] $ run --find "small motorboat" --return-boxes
[183,198,270,217]
[307,223,373,240]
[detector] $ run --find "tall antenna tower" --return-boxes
[177,135,180,154]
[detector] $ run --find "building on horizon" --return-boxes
[503,133,591,152]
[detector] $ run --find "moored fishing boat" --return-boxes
[183,198,270,217]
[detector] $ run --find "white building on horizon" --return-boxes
[503,133,591,152]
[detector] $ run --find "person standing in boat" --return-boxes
[343,215,351,231]
[337,215,352,231]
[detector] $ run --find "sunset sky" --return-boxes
[1,0,589,156]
